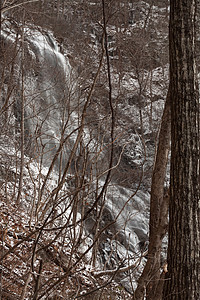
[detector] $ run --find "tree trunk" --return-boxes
[163,1,200,299]
[134,89,171,300]
[0,0,1,28]
[16,4,25,205]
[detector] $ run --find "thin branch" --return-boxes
[2,0,39,13]
[92,250,148,278]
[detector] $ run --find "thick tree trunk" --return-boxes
[163,1,200,299]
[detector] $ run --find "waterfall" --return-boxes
[0,21,150,293]
[24,28,74,167]
[0,23,78,168]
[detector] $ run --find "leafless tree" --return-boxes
[0,1,171,299]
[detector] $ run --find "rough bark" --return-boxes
[163,1,200,299]
[0,0,2,49]
[133,89,171,300]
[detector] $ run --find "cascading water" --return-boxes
[0,21,150,293]
[1,22,75,167]
[23,28,76,167]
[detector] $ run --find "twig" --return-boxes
[2,0,39,13]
